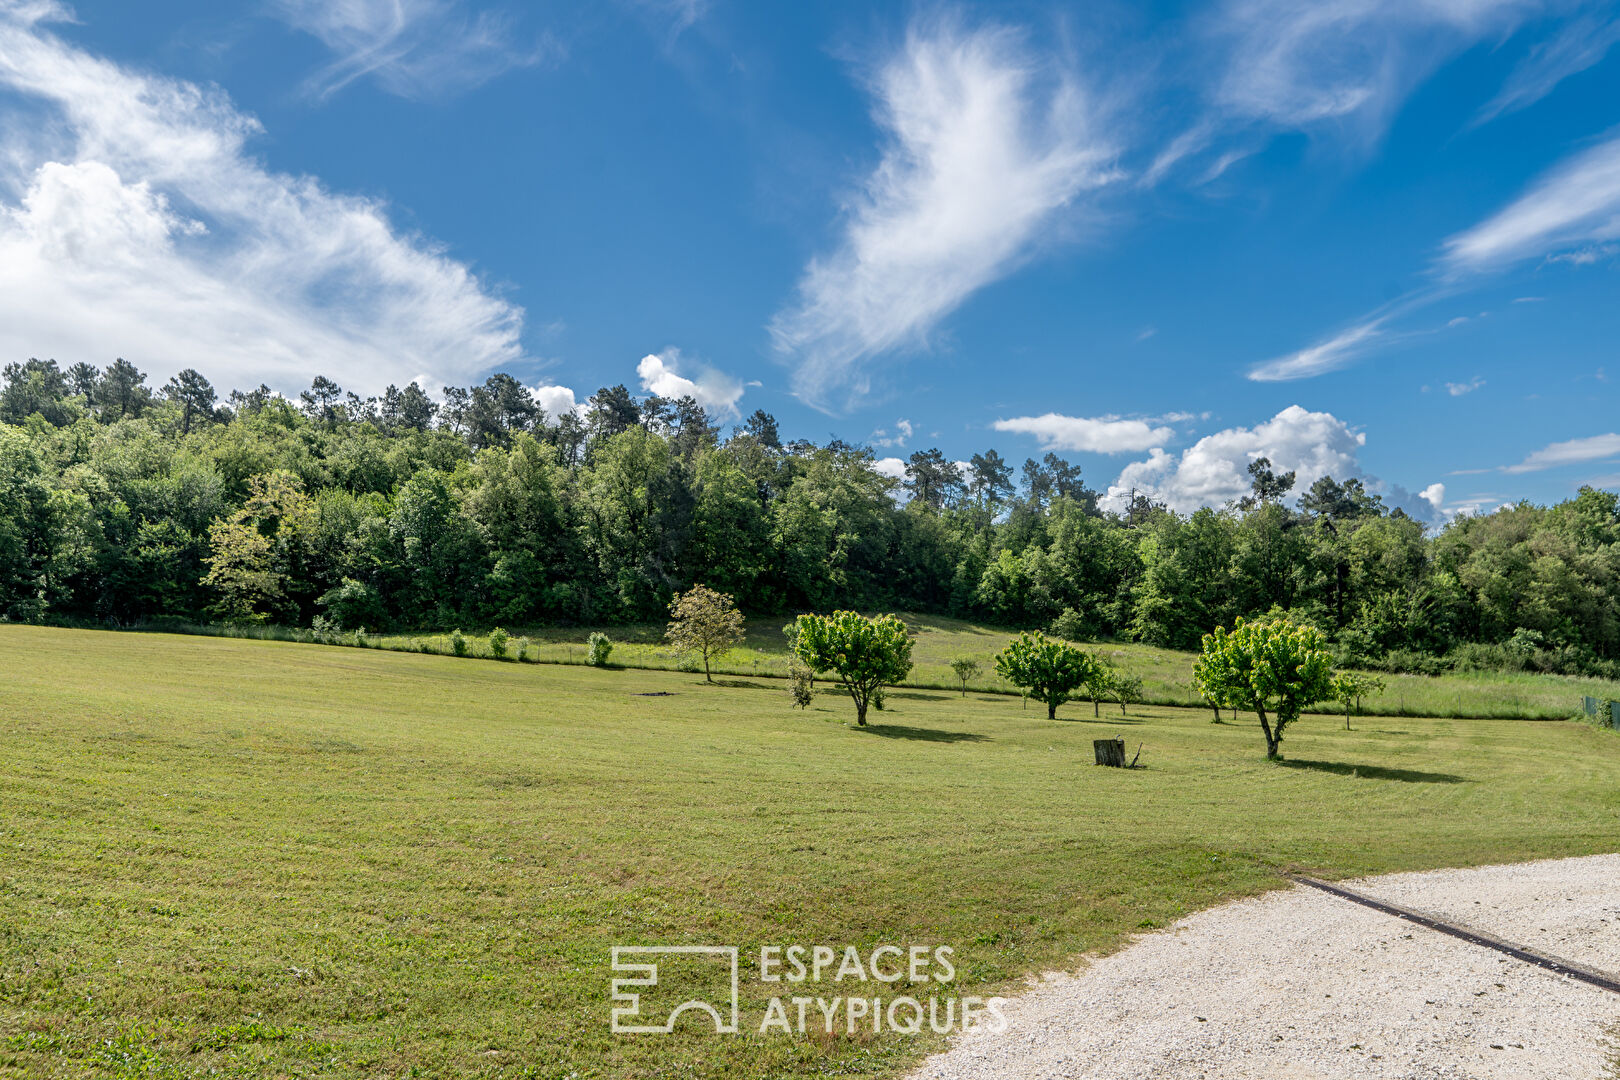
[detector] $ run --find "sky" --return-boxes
[0,0,1617,521]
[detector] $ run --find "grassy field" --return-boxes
[3,625,1618,1079]
[176,611,1620,720]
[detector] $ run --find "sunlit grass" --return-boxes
[2,625,1618,1078]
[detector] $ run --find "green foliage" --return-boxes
[514,636,530,662]
[488,626,509,659]
[450,628,468,657]
[1195,616,1336,757]
[949,656,980,697]
[994,630,1099,719]
[664,584,745,681]
[1110,671,1145,715]
[788,660,815,709]
[1048,607,1087,641]
[587,631,613,667]
[792,611,913,725]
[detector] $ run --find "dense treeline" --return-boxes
[2,357,1618,676]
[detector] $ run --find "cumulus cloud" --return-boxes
[770,14,1120,410]
[0,6,527,396]
[532,383,580,419]
[1504,432,1620,473]
[1442,132,1620,272]
[635,349,745,417]
[1247,319,1384,381]
[872,456,907,481]
[993,412,1175,454]
[270,0,554,101]
[1445,376,1485,396]
[1102,405,1366,512]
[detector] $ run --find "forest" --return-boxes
[1,357,1616,677]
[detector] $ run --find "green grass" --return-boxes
[2,625,1618,1079]
[163,611,1620,720]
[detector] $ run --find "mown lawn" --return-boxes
[353,612,1620,720]
[2,625,1618,1079]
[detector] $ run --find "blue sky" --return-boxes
[0,0,1617,519]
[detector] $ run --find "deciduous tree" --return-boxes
[665,584,746,682]
[793,611,913,725]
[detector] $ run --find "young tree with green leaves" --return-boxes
[949,657,980,697]
[994,630,1098,720]
[792,611,913,725]
[1331,671,1386,730]
[665,584,746,682]
[1193,616,1336,758]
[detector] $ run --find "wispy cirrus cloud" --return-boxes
[1442,130,1620,272]
[770,14,1121,411]
[1503,432,1620,473]
[270,0,556,102]
[0,2,528,395]
[992,413,1175,454]
[1475,10,1620,123]
[1247,318,1385,381]
[1200,0,1542,144]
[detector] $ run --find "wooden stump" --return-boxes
[1093,738,1126,767]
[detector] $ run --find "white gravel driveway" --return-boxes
[909,854,1620,1080]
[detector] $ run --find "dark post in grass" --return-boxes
[1093,738,1126,767]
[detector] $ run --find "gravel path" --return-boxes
[909,854,1620,1080]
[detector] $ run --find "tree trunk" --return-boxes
[855,697,868,725]
[1093,697,1099,718]
[1256,704,1280,758]
[704,652,712,682]
[1047,699,1058,720]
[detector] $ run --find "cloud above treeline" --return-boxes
[0,1,529,396]
[769,14,1120,411]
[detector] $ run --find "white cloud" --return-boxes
[635,349,744,417]
[1442,132,1620,272]
[1207,0,1537,141]
[1504,432,1620,473]
[532,383,580,419]
[993,412,1175,454]
[1475,12,1620,123]
[270,0,553,101]
[1102,405,1366,512]
[1247,319,1383,381]
[1445,376,1485,395]
[872,418,913,448]
[0,7,527,397]
[770,14,1120,410]
[872,456,907,481]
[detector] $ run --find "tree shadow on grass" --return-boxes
[857,724,989,743]
[1276,759,1468,784]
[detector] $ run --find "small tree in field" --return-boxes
[1110,671,1144,715]
[792,612,913,726]
[1193,617,1335,758]
[949,657,980,697]
[665,585,746,682]
[994,631,1098,720]
[1083,657,1114,717]
[1331,671,1385,730]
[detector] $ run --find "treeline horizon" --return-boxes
[2,357,1617,678]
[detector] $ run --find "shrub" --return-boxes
[1048,608,1087,641]
[489,626,509,659]
[514,636,530,662]
[789,661,814,709]
[451,628,468,657]
[411,638,429,653]
[587,632,613,667]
